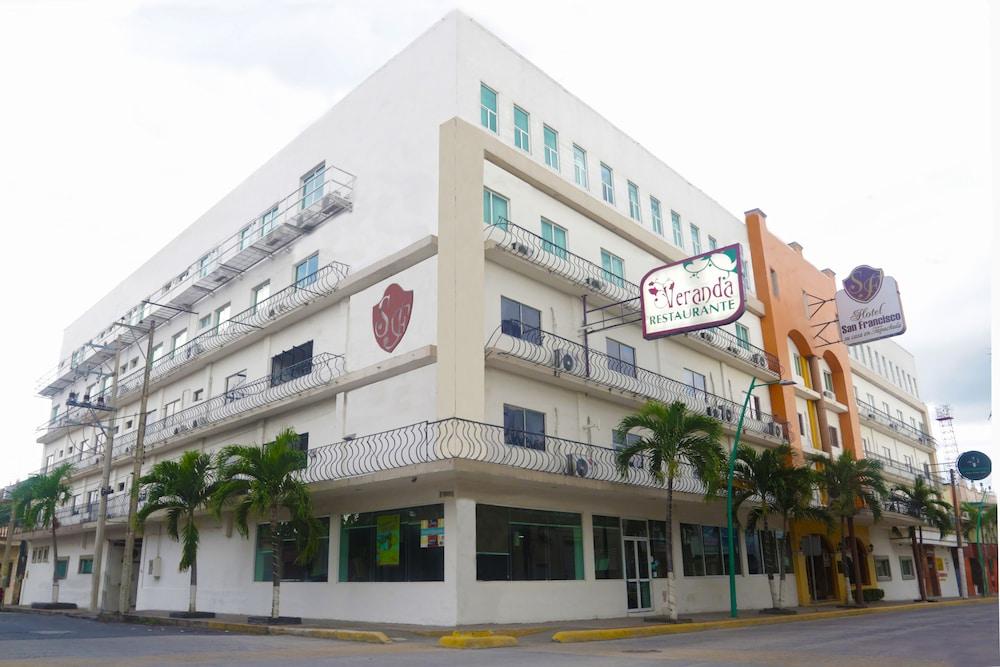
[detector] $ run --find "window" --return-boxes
[882,446,892,460]
[224,371,247,403]
[874,556,892,581]
[163,399,179,420]
[829,426,840,448]
[513,106,530,152]
[593,516,623,579]
[260,204,279,236]
[627,181,641,221]
[480,83,498,133]
[55,557,68,580]
[78,556,93,574]
[600,249,625,288]
[476,504,583,581]
[745,529,793,575]
[151,344,164,362]
[798,413,806,437]
[252,281,271,313]
[192,389,204,402]
[239,225,255,250]
[823,371,834,393]
[613,429,644,470]
[540,218,567,259]
[503,404,545,451]
[606,339,636,377]
[770,268,779,296]
[683,368,707,400]
[31,546,50,563]
[301,162,325,209]
[543,125,559,170]
[903,454,913,469]
[899,556,915,579]
[708,235,718,250]
[500,297,541,344]
[882,401,891,416]
[198,250,217,278]
[735,323,750,350]
[50,404,59,423]
[600,163,615,204]
[650,197,663,235]
[680,523,740,576]
[690,224,702,254]
[198,314,212,330]
[866,393,876,409]
[862,438,871,453]
[340,505,444,582]
[294,255,319,289]
[270,341,314,386]
[214,303,231,333]
[171,330,188,358]
[254,517,330,582]
[572,145,588,188]
[671,211,683,247]
[483,188,509,229]
[793,353,803,377]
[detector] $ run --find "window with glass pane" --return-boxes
[482,188,509,229]
[671,211,683,247]
[55,557,68,580]
[627,182,641,221]
[573,145,588,188]
[252,281,271,313]
[606,338,636,377]
[239,225,255,250]
[78,557,93,574]
[301,162,325,209]
[295,254,319,288]
[613,429,644,469]
[500,296,541,344]
[680,523,705,576]
[701,526,723,575]
[873,556,891,581]
[735,323,750,350]
[690,224,702,254]
[708,235,718,250]
[339,505,444,582]
[543,125,559,170]
[513,106,530,152]
[476,504,583,581]
[480,83,498,133]
[650,197,663,235]
[683,368,707,400]
[503,404,545,451]
[648,520,669,578]
[214,303,231,333]
[593,515,623,579]
[540,219,567,259]
[270,341,313,387]
[601,249,624,287]
[199,250,216,278]
[254,517,330,582]
[823,371,834,392]
[600,163,615,203]
[899,556,915,579]
[171,330,187,359]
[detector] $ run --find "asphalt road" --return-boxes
[0,603,997,666]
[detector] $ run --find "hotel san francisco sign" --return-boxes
[835,265,906,345]
[640,244,746,340]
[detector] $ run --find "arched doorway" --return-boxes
[800,534,836,601]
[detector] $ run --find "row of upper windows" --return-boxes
[848,343,919,398]
[480,83,743,269]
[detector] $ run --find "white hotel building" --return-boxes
[15,12,943,623]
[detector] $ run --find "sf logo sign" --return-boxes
[372,283,413,353]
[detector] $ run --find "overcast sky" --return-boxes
[0,0,992,488]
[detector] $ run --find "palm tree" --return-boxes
[615,400,725,621]
[733,444,827,610]
[894,478,952,601]
[1,481,33,604]
[961,502,997,544]
[212,429,319,621]
[136,450,218,616]
[21,463,73,603]
[813,451,888,607]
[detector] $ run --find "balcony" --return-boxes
[677,328,780,379]
[857,400,936,449]
[36,163,355,398]
[882,494,924,521]
[864,451,940,487]
[485,326,789,445]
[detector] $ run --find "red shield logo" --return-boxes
[372,283,413,353]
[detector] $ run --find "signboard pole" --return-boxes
[949,469,968,598]
[976,488,989,597]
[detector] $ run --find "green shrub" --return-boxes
[862,588,885,602]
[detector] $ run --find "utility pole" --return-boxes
[949,468,968,598]
[89,347,121,612]
[118,320,156,615]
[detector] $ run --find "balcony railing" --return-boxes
[486,325,789,443]
[882,494,923,519]
[681,327,780,376]
[856,400,935,447]
[302,418,709,495]
[863,451,940,486]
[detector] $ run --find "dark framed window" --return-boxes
[745,528,794,575]
[503,404,545,451]
[593,515,623,579]
[681,523,740,576]
[500,297,541,344]
[254,517,330,582]
[606,339,637,377]
[339,504,444,582]
[224,371,247,403]
[78,557,93,574]
[476,504,583,581]
[271,341,313,387]
[649,520,669,578]
[54,557,68,580]
[829,426,840,448]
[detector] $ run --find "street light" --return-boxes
[727,376,796,618]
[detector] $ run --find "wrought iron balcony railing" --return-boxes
[882,494,923,519]
[486,325,789,443]
[856,400,935,448]
[302,417,709,495]
[863,451,940,486]
[681,328,780,376]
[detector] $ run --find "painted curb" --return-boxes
[439,633,519,649]
[551,597,996,643]
[105,613,392,643]
[270,626,392,644]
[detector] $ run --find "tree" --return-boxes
[212,429,319,621]
[813,451,888,607]
[733,444,827,610]
[136,450,218,615]
[893,477,952,601]
[20,464,73,603]
[615,400,725,621]
[961,502,997,544]
[1,482,34,605]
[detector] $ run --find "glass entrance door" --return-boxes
[623,519,652,611]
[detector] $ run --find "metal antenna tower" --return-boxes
[935,404,959,466]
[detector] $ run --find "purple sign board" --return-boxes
[835,265,906,345]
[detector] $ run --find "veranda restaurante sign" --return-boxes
[640,244,746,340]
[834,265,906,345]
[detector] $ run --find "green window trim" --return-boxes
[480,83,498,133]
[540,218,567,259]
[339,504,444,583]
[54,557,69,580]
[476,504,584,581]
[254,517,330,583]
[483,188,509,229]
[543,125,559,170]
[600,250,625,288]
[650,197,663,235]
[671,210,683,247]
[513,106,530,152]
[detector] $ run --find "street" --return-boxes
[0,604,997,667]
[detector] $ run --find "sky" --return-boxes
[0,0,993,488]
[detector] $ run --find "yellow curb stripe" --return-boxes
[439,634,518,649]
[270,627,392,644]
[551,597,995,643]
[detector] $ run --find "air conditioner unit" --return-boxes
[822,390,835,400]
[565,454,592,478]
[890,422,900,431]
[767,422,781,437]
[867,411,876,419]
[698,330,716,343]
[706,405,722,420]
[511,241,534,257]
[191,419,199,429]
[552,349,576,373]
[727,345,740,355]
[722,407,735,422]
[584,277,604,290]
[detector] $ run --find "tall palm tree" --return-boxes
[21,463,73,603]
[733,444,827,610]
[212,429,319,621]
[615,400,725,621]
[813,451,888,607]
[894,478,952,601]
[137,450,218,615]
[961,502,997,544]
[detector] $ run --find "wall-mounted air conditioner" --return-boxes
[565,454,592,478]
[822,390,836,400]
[511,241,534,257]
[584,277,604,290]
[552,349,576,373]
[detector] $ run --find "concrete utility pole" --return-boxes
[118,321,156,614]
[89,347,121,612]
[949,468,968,598]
